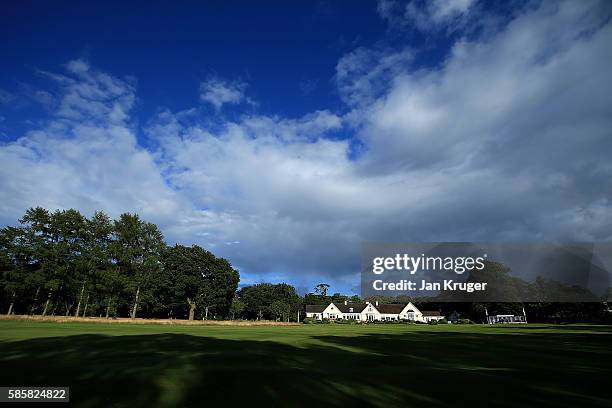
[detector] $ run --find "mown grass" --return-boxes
[0,321,610,407]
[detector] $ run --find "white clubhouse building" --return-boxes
[305,300,444,323]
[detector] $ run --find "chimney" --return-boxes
[344,300,347,305]
[375,300,379,306]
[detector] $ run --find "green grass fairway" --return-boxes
[1,321,611,407]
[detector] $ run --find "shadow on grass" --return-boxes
[0,328,611,408]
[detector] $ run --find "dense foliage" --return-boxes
[0,207,239,319]
[237,283,302,321]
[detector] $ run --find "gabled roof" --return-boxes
[335,303,368,313]
[305,305,326,313]
[422,310,441,316]
[376,304,406,314]
[399,302,421,314]
[306,302,435,316]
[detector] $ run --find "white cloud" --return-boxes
[34,59,136,126]
[0,60,184,229]
[357,0,612,173]
[199,77,253,109]
[336,46,412,107]
[346,0,612,243]
[426,0,476,22]
[378,0,478,33]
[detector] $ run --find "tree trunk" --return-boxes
[29,287,40,315]
[6,292,15,315]
[187,298,196,320]
[204,305,209,320]
[75,280,86,317]
[42,291,52,316]
[105,296,112,318]
[65,301,74,316]
[82,293,90,317]
[130,286,140,319]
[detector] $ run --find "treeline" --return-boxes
[0,207,239,320]
[428,261,611,323]
[2,208,609,323]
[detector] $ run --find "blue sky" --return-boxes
[1,2,386,127]
[1,0,611,295]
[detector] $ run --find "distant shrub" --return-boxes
[320,318,332,324]
[427,320,438,325]
[458,318,474,324]
[303,317,316,324]
[335,318,358,324]
[377,319,402,324]
[438,318,448,324]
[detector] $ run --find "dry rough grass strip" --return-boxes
[0,314,300,326]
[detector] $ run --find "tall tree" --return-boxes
[76,211,113,317]
[162,244,239,320]
[112,214,165,319]
[314,283,330,296]
[0,226,26,315]
[197,250,240,319]
[19,207,55,315]
[162,245,204,320]
[51,209,87,316]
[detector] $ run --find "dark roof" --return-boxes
[422,310,441,316]
[376,304,406,314]
[306,302,426,315]
[305,305,326,313]
[334,303,368,313]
